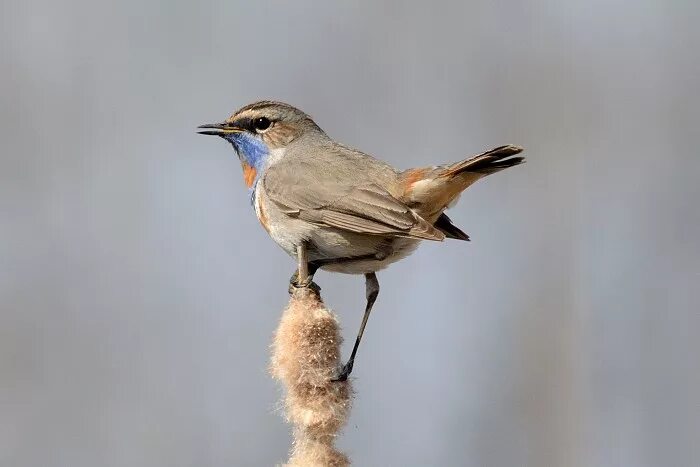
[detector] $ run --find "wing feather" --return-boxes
[263,158,444,241]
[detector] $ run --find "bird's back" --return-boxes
[280,138,400,189]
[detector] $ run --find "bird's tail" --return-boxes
[440,144,525,178]
[398,145,525,227]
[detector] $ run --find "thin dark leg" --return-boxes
[333,272,380,381]
[289,253,377,294]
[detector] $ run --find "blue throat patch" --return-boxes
[226,132,268,172]
[226,132,268,202]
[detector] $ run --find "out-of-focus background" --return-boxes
[2,1,699,466]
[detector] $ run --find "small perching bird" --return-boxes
[198,101,524,381]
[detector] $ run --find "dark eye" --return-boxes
[252,117,271,132]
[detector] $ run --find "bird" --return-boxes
[198,100,524,381]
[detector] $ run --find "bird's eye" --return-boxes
[253,117,271,132]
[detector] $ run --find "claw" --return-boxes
[331,361,353,382]
[288,272,322,295]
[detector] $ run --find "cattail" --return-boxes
[271,287,353,466]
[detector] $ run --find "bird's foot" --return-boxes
[288,271,321,296]
[331,360,353,382]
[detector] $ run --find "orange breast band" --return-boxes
[242,162,257,188]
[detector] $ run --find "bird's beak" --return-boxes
[197,122,244,136]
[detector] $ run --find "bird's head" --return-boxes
[198,101,325,189]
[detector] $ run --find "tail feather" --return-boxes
[434,213,470,241]
[398,144,525,223]
[442,144,525,177]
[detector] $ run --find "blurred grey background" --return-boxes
[2,1,699,466]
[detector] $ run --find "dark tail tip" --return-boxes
[442,145,525,178]
[434,213,470,241]
[463,145,526,175]
[478,155,525,173]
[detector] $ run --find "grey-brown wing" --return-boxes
[263,165,444,241]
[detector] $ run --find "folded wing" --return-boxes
[263,164,444,241]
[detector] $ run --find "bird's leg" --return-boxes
[333,272,380,381]
[297,242,309,282]
[288,244,321,295]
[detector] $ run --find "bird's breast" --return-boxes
[252,182,272,235]
[252,184,313,257]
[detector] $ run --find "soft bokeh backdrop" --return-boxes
[2,1,699,466]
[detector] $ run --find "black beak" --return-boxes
[197,122,243,136]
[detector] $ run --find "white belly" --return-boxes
[318,237,422,274]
